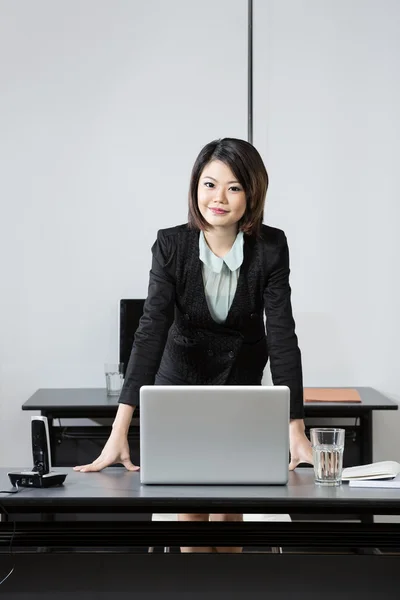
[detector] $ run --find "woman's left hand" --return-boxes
[289,419,313,471]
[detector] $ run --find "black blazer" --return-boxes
[119,224,304,419]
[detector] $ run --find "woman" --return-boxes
[74,137,313,552]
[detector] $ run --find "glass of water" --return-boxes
[310,428,345,486]
[104,363,124,396]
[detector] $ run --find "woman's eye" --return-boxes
[204,182,214,188]
[230,186,241,192]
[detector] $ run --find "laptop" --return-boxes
[139,385,290,485]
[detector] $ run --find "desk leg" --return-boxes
[37,512,55,553]
[359,411,374,525]
[360,411,373,465]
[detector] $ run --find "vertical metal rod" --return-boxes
[248,0,253,144]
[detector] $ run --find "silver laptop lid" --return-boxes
[139,385,290,485]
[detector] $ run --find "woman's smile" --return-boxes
[209,207,229,215]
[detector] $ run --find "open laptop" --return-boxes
[139,385,290,485]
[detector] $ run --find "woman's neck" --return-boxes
[203,226,239,258]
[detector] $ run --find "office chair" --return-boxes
[148,512,291,553]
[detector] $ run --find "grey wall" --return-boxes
[0,0,247,465]
[254,0,400,466]
[0,0,399,469]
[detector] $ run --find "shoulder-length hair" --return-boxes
[188,138,269,236]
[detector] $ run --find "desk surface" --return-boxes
[21,386,398,415]
[2,468,400,514]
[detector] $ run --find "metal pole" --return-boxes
[248,0,253,144]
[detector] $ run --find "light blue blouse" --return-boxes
[199,231,244,324]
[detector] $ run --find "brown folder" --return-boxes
[304,388,361,403]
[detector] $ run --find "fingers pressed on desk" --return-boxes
[121,461,140,471]
[73,464,97,472]
[73,458,106,472]
[73,461,140,472]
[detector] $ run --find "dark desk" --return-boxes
[1,468,400,549]
[2,468,400,598]
[22,386,398,468]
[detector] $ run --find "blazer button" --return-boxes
[207,349,214,357]
[184,313,190,321]
[250,313,257,319]
[228,351,235,359]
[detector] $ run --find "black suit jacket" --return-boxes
[119,224,304,419]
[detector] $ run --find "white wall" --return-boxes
[0,0,247,466]
[1,0,399,471]
[254,0,400,462]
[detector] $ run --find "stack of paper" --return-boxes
[342,461,400,488]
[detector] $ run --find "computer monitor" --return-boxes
[119,299,145,377]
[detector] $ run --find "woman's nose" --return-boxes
[215,189,227,203]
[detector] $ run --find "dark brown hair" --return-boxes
[188,137,269,236]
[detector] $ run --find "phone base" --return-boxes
[8,471,67,488]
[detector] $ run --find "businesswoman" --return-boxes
[74,137,313,552]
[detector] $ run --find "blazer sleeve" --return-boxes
[118,230,176,407]
[263,232,304,420]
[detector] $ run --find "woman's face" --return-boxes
[197,160,246,231]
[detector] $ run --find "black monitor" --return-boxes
[119,299,145,377]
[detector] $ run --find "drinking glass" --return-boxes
[104,363,124,396]
[310,428,345,486]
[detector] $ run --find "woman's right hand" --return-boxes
[73,430,139,473]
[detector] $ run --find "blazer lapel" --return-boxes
[184,230,213,326]
[224,233,257,328]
